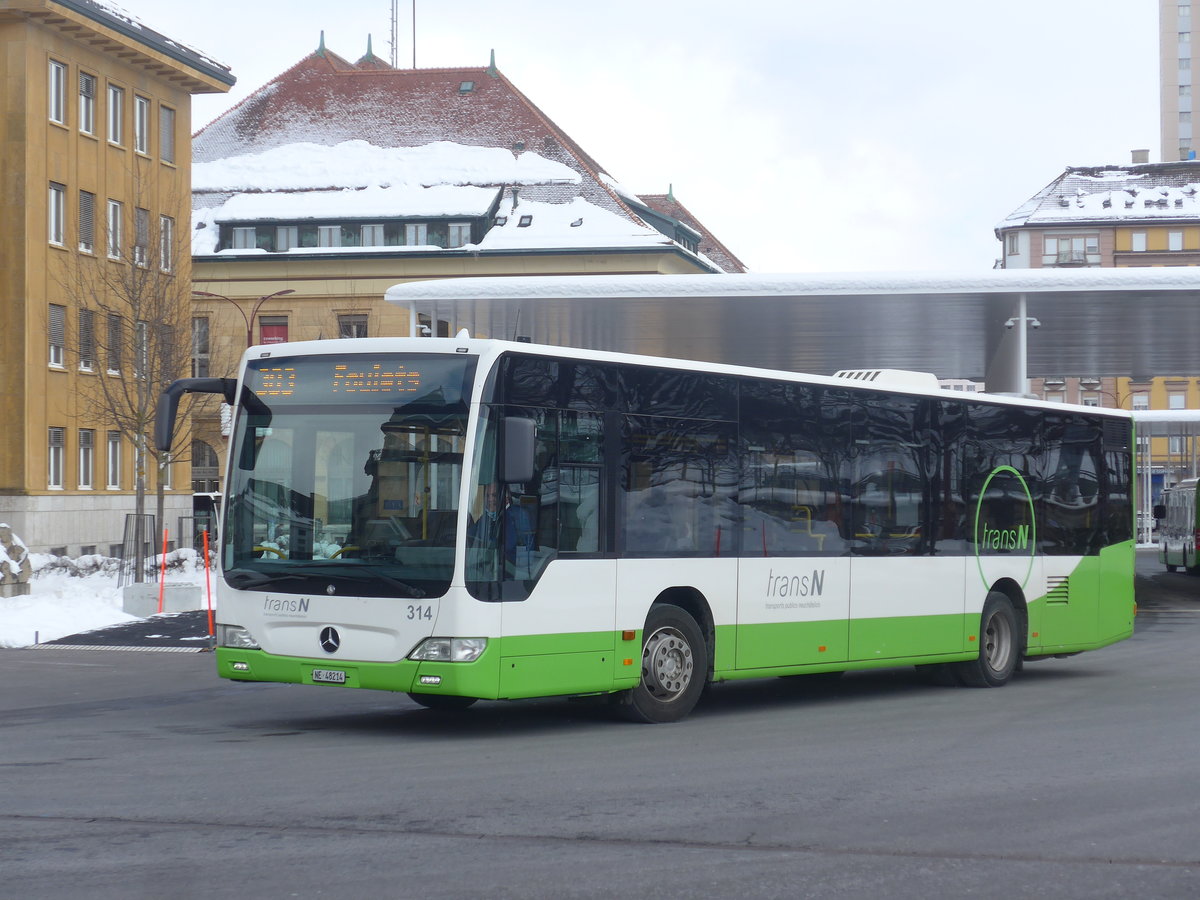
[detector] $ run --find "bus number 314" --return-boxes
[407,605,433,621]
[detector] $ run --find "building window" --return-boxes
[259,316,288,344]
[191,317,210,377]
[1006,232,1019,255]
[1131,231,1147,252]
[448,222,472,247]
[231,226,256,249]
[159,105,175,163]
[317,225,342,247]
[49,60,66,124]
[1044,392,1065,403]
[78,72,96,134]
[160,215,174,272]
[404,223,428,245]
[134,207,149,266]
[1169,436,1188,454]
[135,320,148,378]
[48,428,65,488]
[361,224,384,246]
[192,441,220,493]
[107,431,121,489]
[78,190,95,253]
[276,225,298,250]
[1169,392,1187,410]
[1183,58,1193,72]
[338,314,368,339]
[107,199,123,259]
[1131,393,1150,410]
[160,454,172,490]
[49,304,66,367]
[48,182,65,246]
[133,95,150,153]
[107,314,122,374]
[1170,231,1185,252]
[107,85,124,144]
[79,309,95,372]
[79,429,95,489]
[1081,394,1100,407]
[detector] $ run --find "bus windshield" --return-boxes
[222,353,476,598]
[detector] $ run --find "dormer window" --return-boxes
[459,81,475,93]
[494,216,508,226]
[518,215,532,227]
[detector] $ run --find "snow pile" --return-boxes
[0,550,211,649]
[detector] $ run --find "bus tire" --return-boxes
[954,592,1019,688]
[618,604,707,723]
[407,693,478,711]
[1166,564,1178,573]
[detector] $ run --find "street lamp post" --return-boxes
[192,288,296,347]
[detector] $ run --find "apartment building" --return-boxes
[0,0,233,553]
[996,158,1200,492]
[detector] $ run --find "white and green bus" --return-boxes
[157,337,1136,722]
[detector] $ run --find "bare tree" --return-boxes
[55,182,207,579]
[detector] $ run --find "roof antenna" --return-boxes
[389,0,398,67]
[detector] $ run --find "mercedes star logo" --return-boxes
[319,626,341,654]
[326,584,336,595]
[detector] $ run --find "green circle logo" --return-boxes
[973,465,1036,590]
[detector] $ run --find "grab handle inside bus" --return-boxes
[156,377,238,453]
[501,416,536,484]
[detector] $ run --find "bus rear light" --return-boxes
[408,637,487,662]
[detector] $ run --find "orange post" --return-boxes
[156,528,168,613]
[202,529,214,638]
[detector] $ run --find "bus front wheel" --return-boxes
[617,604,707,724]
[954,592,1018,688]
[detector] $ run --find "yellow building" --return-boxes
[0,0,232,554]
[189,45,745,489]
[998,160,1200,493]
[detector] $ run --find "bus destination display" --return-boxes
[250,360,423,400]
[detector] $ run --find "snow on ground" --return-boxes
[0,551,213,649]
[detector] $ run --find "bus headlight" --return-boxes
[217,624,261,650]
[408,637,487,662]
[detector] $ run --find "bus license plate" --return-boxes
[312,669,346,684]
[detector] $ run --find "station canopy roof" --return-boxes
[385,267,1200,383]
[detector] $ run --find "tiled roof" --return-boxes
[999,161,1200,230]
[640,193,748,273]
[193,49,629,218]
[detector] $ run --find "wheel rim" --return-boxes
[641,626,694,700]
[982,609,1014,674]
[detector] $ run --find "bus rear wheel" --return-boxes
[618,604,707,724]
[407,693,478,711]
[954,592,1019,688]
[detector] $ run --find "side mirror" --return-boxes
[1153,504,1166,520]
[501,417,536,484]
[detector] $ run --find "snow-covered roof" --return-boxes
[52,0,233,89]
[998,161,1200,230]
[190,47,739,270]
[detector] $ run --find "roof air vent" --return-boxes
[832,369,942,392]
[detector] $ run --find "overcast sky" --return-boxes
[138,0,1159,273]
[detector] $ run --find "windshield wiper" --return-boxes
[224,567,425,598]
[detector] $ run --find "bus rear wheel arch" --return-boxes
[616,603,708,723]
